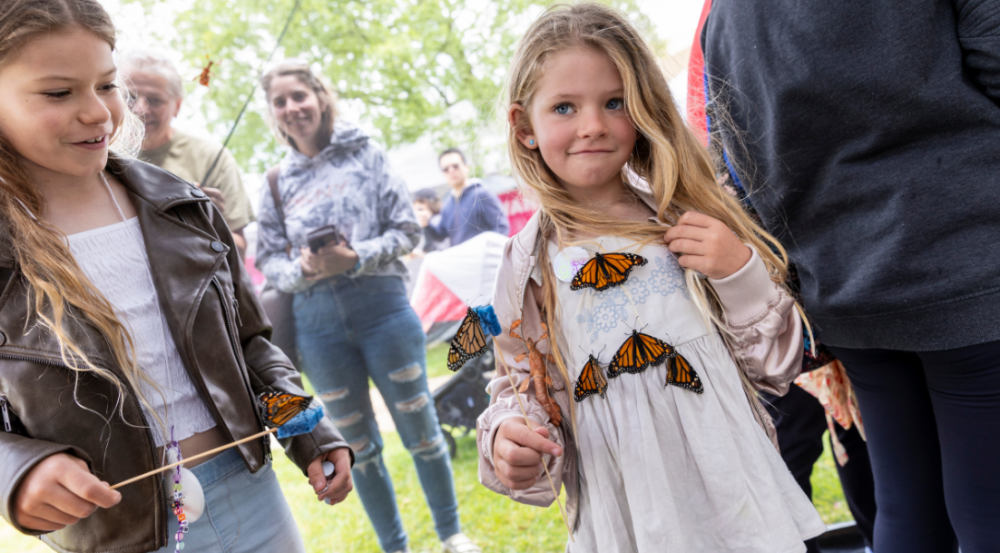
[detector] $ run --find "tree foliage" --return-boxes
[126,0,662,172]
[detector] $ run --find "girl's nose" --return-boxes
[78,92,112,126]
[577,108,609,139]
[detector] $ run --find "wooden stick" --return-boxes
[492,337,574,542]
[111,427,279,490]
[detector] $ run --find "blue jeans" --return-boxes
[153,448,305,552]
[295,276,460,552]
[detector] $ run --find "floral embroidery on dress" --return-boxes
[576,287,629,342]
[574,254,689,341]
[649,254,688,299]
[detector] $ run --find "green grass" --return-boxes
[425,342,453,381]
[0,338,854,553]
[0,431,854,552]
[811,434,856,526]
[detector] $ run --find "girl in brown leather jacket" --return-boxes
[0,1,353,551]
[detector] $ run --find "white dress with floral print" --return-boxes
[548,237,825,553]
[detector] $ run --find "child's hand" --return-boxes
[307,447,353,506]
[13,453,122,532]
[664,212,752,280]
[493,418,562,490]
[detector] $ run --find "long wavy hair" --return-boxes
[505,3,801,429]
[0,0,159,426]
[261,60,338,153]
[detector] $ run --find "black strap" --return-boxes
[266,166,292,252]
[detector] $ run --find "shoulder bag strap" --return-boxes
[266,166,292,255]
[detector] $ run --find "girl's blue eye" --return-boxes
[554,103,572,115]
[606,98,624,110]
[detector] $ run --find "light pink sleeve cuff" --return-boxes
[708,247,781,324]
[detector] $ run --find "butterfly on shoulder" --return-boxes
[607,330,673,378]
[447,306,501,372]
[574,354,608,402]
[570,252,647,292]
[666,353,704,394]
[257,391,312,428]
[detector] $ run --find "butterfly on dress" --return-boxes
[570,252,647,292]
[606,330,705,394]
[574,354,608,402]
[257,391,312,428]
[666,352,704,394]
[607,330,673,378]
[447,305,502,372]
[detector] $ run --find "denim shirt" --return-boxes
[256,123,420,294]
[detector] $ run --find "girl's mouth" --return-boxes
[73,135,107,151]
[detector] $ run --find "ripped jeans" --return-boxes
[294,276,460,552]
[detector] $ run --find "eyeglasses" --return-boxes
[441,163,462,173]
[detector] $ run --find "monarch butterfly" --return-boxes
[574,354,608,402]
[607,330,673,378]
[666,353,704,394]
[195,56,215,87]
[570,252,647,291]
[447,307,489,371]
[257,391,312,428]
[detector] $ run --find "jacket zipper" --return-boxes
[211,277,269,461]
[1,394,11,432]
[0,352,167,544]
[232,298,243,328]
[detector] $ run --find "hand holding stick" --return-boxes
[112,395,325,490]
[111,427,279,490]
[492,336,574,542]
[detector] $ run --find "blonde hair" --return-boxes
[261,60,338,153]
[506,3,800,429]
[0,0,160,427]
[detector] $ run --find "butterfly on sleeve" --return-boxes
[447,305,502,372]
[570,252,647,291]
[257,391,313,428]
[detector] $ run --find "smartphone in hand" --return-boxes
[307,225,348,253]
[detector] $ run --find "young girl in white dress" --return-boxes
[476,4,827,552]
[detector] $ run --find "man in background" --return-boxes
[418,148,509,246]
[122,50,255,258]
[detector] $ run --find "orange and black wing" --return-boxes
[571,252,647,291]
[447,308,488,371]
[607,330,673,378]
[258,391,312,427]
[574,354,609,402]
[666,353,704,394]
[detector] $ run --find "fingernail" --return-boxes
[552,447,562,456]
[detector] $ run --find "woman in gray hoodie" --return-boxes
[256,61,480,553]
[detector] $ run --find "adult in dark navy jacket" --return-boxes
[420,148,510,246]
[703,1,1000,552]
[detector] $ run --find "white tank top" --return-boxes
[67,217,217,447]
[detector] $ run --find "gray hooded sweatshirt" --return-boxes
[256,123,420,294]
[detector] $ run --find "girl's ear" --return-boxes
[508,103,537,149]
